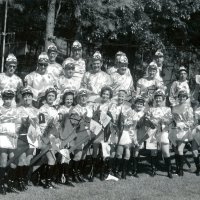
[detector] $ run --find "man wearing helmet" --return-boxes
[0,54,23,106]
[81,51,111,103]
[46,43,63,81]
[24,52,55,108]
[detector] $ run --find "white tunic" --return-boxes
[0,73,23,106]
[169,80,190,106]
[73,58,86,80]
[17,106,41,148]
[172,103,194,142]
[109,102,133,145]
[0,106,19,149]
[24,71,55,101]
[145,106,172,149]
[46,62,63,81]
[81,71,111,102]
[110,71,134,101]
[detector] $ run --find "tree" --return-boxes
[45,0,56,50]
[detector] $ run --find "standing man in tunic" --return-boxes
[71,40,86,82]
[0,54,23,106]
[81,51,111,103]
[46,43,63,81]
[24,52,55,108]
[110,55,134,102]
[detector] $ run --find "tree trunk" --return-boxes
[45,0,56,51]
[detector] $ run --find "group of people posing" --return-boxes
[0,40,199,195]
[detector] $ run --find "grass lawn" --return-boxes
[2,157,200,200]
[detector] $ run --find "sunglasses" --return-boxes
[39,63,48,67]
[8,65,17,69]
[65,66,75,70]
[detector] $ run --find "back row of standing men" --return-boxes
[0,40,199,194]
[0,40,191,107]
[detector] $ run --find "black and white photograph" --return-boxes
[0,0,200,199]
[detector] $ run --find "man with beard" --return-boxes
[0,54,23,106]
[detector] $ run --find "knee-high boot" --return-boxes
[194,156,200,176]
[44,165,57,189]
[114,158,122,179]
[6,167,18,193]
[16,166,27,191]
[178,155,184,176]
[78,160,86,183]
[34,164,46,186]
[62,163,74,187]
[72,160,80,183]
[132,157,139,178]
[164,157,172,179]
[107,157,114,175]
[175,154,180,174]
[77,160,86,182]
[100,158,105,181]
[150,156,157,177]
[23,166,31,186]
[0,167,6,195]
[88,158,97,182]
[121,159,128,179]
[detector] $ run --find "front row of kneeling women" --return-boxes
[0,86,199,195]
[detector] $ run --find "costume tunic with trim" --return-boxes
[145,107,172,149]
[129,109,145,146]
[192,107,200,145]
[107,66,131,76]
[110,71,134,101]
[172,103,194,142]
[57,105,74,163]
[46,62,63,81]
[71,104,93,151]
[73,104,93,118]
[81,71,111,102]
[136,77,164,108]
[169,80,190,106]
[0,106,19,149]
[73,58,86,80]
[39,104,59,148]
[17,106,41,148]
[92,100,112,142]
[57,75,81,92]
[109,102,133,145]
[0,73,23,106]
[24,71,55,101]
